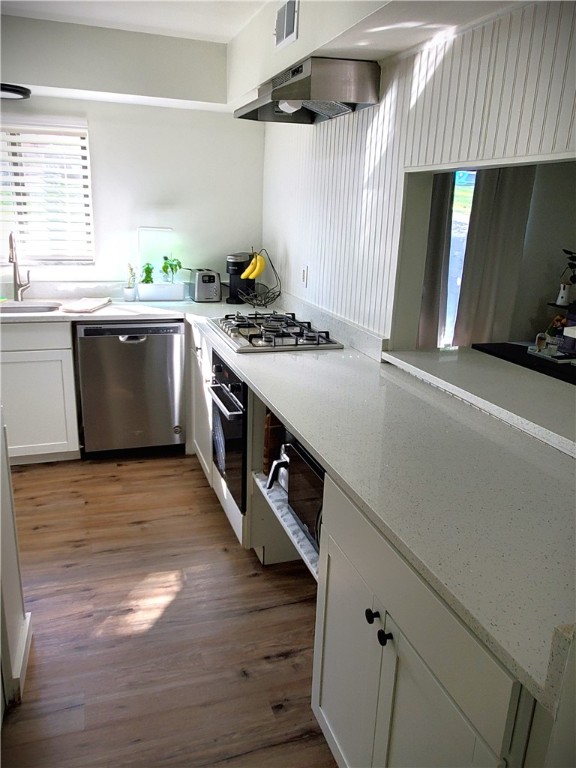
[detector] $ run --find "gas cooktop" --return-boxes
[208,311,344,353]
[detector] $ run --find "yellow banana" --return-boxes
[241,253,258,279]
[250,253,266,280]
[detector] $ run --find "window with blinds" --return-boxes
[1,123,95,263]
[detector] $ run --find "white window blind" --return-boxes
[1,123,95,263]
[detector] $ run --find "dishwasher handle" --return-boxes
[119,335,147,343]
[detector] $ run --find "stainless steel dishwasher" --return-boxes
[75,322,185,453]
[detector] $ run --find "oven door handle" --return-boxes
[209,383,244,421]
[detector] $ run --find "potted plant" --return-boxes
[123,263,137,301]
[161,256,182,283]
[556,248,576,306]
[141,262,154,284]
[137,260,186,301]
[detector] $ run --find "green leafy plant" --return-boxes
[126,263,136,288]
[141,263,154,284]
[161,256,182,283]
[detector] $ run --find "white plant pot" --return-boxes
[555,283,570,306]
[123,286,138,302]
[137,283,186,301]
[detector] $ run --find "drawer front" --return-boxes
[1,322,72,351]
[323,475,519,757]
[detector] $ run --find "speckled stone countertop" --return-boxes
[0,299,193,323]
[382,348,575,457]
[3,301,574,713]
[194,316,575,714]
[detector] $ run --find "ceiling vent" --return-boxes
[275,0,299,48]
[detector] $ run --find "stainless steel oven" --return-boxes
[267,436,325,552]
[209,351,248,513]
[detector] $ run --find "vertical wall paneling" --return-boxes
[477,19,500,160]
[552,4,575,152]
[515,3,547,155]
[346,112,361,323]
[482,15,511,161]
[435,38,453,165]
[261,2,576,339]
[505,4,535,158]
[447,31,470,158]
[528,3,561,156]
[469,25,493,161]
[443,30,463,161]
[493,8,523,160]
[541,2,574,153]
[355,109,372,324]
[367,104,386,330]
[425,37,446,167]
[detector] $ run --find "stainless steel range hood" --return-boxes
[234,57,381,124]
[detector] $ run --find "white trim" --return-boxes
[405,152,576,173]
[1,112,89,130]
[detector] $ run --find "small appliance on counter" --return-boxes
[226,253,255,304]
[188,269,221,302]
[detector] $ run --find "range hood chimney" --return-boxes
[234,57,381,124]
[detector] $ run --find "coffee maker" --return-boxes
[226,252,255,304]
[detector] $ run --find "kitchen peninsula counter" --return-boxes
[195,316,574,717]
[382,348,575,457]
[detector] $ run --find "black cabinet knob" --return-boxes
[377,629,393,647]
[365,608,380,625]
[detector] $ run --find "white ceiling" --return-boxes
[1,0,518,56]
[316,1,518,61]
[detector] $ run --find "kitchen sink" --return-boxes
[0,301,61,314]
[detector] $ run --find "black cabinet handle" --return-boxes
[365,608,380,625]
[377,629,393,646]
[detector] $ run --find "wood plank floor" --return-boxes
[2,454,337,768]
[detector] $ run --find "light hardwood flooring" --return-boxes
[2,454,336,768]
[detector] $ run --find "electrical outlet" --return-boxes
[301,265,308,287]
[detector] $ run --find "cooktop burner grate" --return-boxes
[208,311,344,353]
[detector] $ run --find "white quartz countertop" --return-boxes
[195,317,575,714]
[0,298,225,323]
[2,302,574,712]
[382,348,575,456]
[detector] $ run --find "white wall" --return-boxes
[510,161,576,342]
[1,97,265,289]
[1,16,227,105]
[261,2,576,340]
[227,0,384,103]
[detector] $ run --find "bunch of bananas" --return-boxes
[241,251,266,280]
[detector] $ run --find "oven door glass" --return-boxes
[211,386,247,513]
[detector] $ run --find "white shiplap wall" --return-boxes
[262,1,576,339]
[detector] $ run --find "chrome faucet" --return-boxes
[8,232,31,301]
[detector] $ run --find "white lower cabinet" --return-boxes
[1,412,32,712]
[190,325,212,484]
[314,537,382,767]
[0,323,79,461]
[312,476,529,768]
[375,614,500,768]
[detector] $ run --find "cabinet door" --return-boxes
[191,336,212,483]
[313,535,382,768]
[1,349,79,459]
[374,614,500,768]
